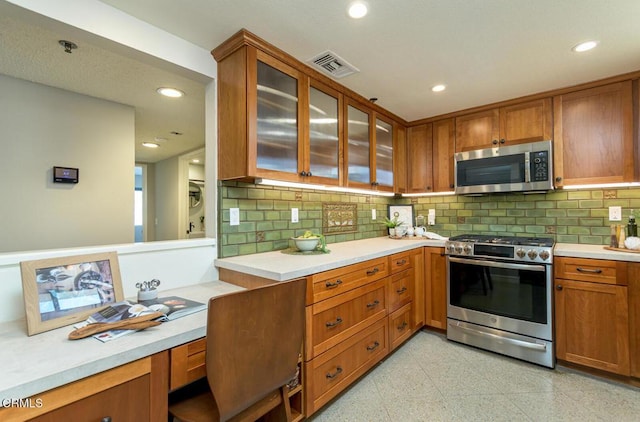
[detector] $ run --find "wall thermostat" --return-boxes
[53,166,79,184]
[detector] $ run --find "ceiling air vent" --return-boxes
[308,50,359,79]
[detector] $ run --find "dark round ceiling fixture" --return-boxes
[58,40,78,54]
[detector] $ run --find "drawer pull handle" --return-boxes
[396,286,407,294]
[366,300,380,309]
[397,321,408,331]
[325,279,343,289]
[366,267,380,276]
[325,317,343,328]
[396,259,407,266]
[366,341,380,351]
[326,366,343,379]
[576,267,602,274]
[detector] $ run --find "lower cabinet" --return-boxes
[389,302,413,351]
[424,247,447,329]
[554,257,630,376]
[0,354,167,422]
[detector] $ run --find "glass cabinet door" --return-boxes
[256,60,299,174]
[375,118,394,188]
[308,84,339,182]
[347,104,371,185]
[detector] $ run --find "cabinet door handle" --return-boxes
[396,259,407,266]
[326,366,343,379]
[325,317,343,328]
[325,279,343,289]
[556,284,563,291]
[366,341,380,351]
[366,267,379,276]
[366,299,380,309]
[396,286,407,295]
[576,267,602,274]
[397,321,408,331]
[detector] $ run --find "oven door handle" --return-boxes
[448,256,546,272]
[449,322,547,352]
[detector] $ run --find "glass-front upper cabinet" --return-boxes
[374,116,394,190]
[305,80,341,185]
[253,51,304,181]
[346,102,371,187]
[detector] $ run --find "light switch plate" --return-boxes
[609,206,622,221]
[291,208,299,223]
[372,209,377,220]
[230,208,240,226]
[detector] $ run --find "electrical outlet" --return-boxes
[609,206,622,221]
[371,209,377,220]
[230,208,240,226]
[291,208,299,223]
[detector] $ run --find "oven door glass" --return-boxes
[448,257,547,324]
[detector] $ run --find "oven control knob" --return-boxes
[463,245,472,254]
[447,244,456,253]
[539,250,550,261]
[527,250,538,260]
[455,245,463,254]
[516,248,526,258]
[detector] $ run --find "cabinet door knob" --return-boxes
[307,171,312,177]
[500,138,506,144]
[555,176,563,183]
[492,139,498,145]
[450,184,455,189]
[556,284,563,291]
[299,171,307,177]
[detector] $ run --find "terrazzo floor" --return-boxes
[309,330,640,422]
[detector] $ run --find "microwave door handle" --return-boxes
[448,256,546,272]
[524,151,531,183]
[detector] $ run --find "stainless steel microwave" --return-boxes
[455,140,553,195]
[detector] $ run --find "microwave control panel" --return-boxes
[531,151,549,181]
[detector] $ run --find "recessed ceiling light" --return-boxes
[572,41,598,53]
[192,159,200,163]
[432,84,446,92]
[142,142,160,148]
[156,87,185,98]
[348,1,368,18]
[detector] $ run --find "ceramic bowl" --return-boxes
[292,237,320,252]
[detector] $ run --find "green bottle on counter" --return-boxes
[628,211,637,238]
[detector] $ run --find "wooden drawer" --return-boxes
[555,257,627,285]
[388,268,414,313]
[305,318,388,414]
[309,257,388,303]
[306,278,387,359]
[170,338,206,390]
[389,250,413,274]
[389,303,413,351]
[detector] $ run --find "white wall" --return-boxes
[0,74,135,252]
[0,0,220,325]
[155,155,182,241]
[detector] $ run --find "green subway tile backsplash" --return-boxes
[217,181,640,257]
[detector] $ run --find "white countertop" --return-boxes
[0,280,243,400]
[555,243,640,262]
[215,237,446,281]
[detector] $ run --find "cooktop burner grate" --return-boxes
[449,234,555,247]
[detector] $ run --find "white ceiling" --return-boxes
[98,0,640,122]
[0,4,207,163]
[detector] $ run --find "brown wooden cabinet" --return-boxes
[455,98,552,152]
[424,247,447,330]
[1,354,168,422]
[406,119,455,193]
[628,263,640,380]
[554,257,630,375]
[553,81,633,186]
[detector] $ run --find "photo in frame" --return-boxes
[20,251,124,335]
[388,204,415,231]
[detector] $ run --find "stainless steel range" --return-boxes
[445,234,555,368]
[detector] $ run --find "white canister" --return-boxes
[415,226,425,237]
[406,227,415,236]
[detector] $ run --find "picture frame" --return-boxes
[388,204,415,229]
[21,251,124,336]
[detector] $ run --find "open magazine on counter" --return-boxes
[75,296,206,342]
